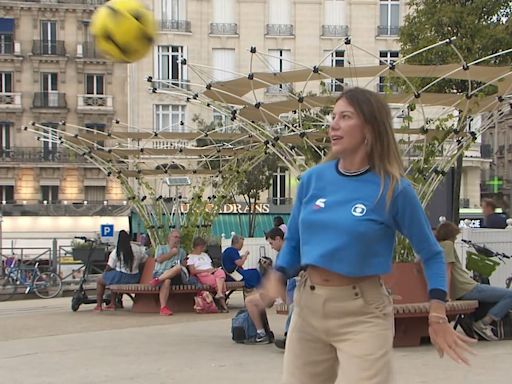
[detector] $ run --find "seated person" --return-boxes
[95,230,147,311]
[245,227,295,345]
[437,221,512,341]
[148,230,188,316]
[222,235,261,289]
[187,236,229,312]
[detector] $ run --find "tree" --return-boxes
[232,153,279,237]
[399,0,512,223]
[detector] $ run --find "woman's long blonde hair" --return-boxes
[325,87,404,205]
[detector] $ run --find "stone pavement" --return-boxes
[0,294,511,384]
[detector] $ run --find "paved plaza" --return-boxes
[0,294,511,384]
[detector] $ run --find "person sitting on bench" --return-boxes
[148,230,188,316]
[187,236,229,312]
[437,221,512,341]
[222,235,261,289]
[95,230,147,311]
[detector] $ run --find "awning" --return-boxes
[0,18,14,33]
[130,212,290,238]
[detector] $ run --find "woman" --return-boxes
[262,88,475,384]
[94,230,147,311]
[437,221,512,341]
[187,236,229,312]
[273,216,288,235]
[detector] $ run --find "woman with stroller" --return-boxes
[94,230,147,311]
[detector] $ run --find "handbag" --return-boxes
[193,291,218,314]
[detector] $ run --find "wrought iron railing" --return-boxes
[32,92,67,108]
[209,23,238,35]
[159,19,192,32]
[321,25,349,37]
[377,25,400,36]
[266,24,294,36]
[32,40,66,56]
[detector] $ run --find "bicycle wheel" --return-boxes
[33,272,62,299]
[0,275,17,302]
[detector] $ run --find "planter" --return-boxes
[72,247,107,263]
[382,262,430,347]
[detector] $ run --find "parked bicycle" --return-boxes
[0,258,63,301]
[462,239,512,287]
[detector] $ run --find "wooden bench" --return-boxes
[108,258,245,313]
[275,300,478,347]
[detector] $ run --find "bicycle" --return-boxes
[0,258,63,301]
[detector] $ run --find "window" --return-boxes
[378,0,400,36]
[85,74,104,95]
[268,0,291,25]
[84,186,105,203]
[0,72,12,93]
[0,122,12,156]
[212,0,235,23]
[154,105,186,132]
[272,167,288,205]
[267,49,292,93]
[323,50,344,92]
[41,185,59,203]
[212,48,236,81]
[0,185,14,203]
[41,122,59,160]
[378,51,399,92]
[40,20,57,54]
[41,72,58,107]
[0,18,14,54]
[85,123,106,148]
[155,45,187,88]
[324,0,347,26]
[162,0,186,20]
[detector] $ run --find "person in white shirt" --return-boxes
[94,230,147,311]
[187,236,229,312]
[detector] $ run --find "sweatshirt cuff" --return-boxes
[428,288,447,302]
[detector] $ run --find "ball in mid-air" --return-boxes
[90,0,156,63]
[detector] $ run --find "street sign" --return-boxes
[100,224,114,237]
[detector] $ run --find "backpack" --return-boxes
[231,309,274,344]
[193,291,218,314]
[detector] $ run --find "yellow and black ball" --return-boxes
[91,0,156,63]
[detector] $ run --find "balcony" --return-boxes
[77,94,114,114]
[17,0,106,4]
[209,23,238,35]
[266,24,294,37]
[151,79,190,91]
[377,82,399,94]
[77,42,105,59]
[0,147,87,163]
[377,25,400,37]
[0,41,14,55]
[159,20,192,33]
[0,92,22,112]
[32,40,66,56]
[32,92,67,109]
[266,84,293,95]
[321,25,349,37]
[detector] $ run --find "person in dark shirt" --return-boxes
[481,198,507,229]
[221,235,261,289]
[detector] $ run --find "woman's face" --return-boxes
[328,98,368,158]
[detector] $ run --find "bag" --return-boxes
[193,291,218,314]
[495,312,512,340]
[227,269,244,282]
[231,309,274,344]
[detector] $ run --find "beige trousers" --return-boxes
[282,274,394,384]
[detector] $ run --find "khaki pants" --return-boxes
[282,274,394,384]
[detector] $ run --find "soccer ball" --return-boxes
[90,0,156,63]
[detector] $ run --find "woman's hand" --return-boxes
[429,319,477,365]
[261,270,286,302]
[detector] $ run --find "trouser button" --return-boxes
[310,285,316,291]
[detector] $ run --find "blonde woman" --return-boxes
[262,88,475,384]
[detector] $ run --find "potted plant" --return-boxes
[71,239,107,263]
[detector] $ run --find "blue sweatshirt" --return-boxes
[275,160,447,300]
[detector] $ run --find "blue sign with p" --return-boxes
[100,224,114,237]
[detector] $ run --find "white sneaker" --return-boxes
[473,320,498,341]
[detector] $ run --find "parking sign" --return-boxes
[100,224,114,237]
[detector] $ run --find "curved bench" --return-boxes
[108,258,245,313]
[276,300,479,347]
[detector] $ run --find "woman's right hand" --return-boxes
[261,270,287,302]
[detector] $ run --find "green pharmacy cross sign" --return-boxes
[487,176,504,193]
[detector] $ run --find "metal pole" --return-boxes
[52,238,58,274]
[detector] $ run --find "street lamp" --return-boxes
[164,176,192,230]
